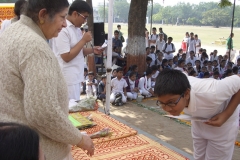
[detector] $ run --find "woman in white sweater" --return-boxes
[0,0,94,159]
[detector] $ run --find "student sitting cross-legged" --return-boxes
[97,75,107,100]
[138,68,154,97]
[125,71,140,100]
[110,67,128,106]
[85,72,98,98]
[154,69,240,160]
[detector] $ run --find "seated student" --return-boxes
[125,65,138,78]
[86,72,98,98]
[212,59,219,70]
[154,69,240,160]
[148,45,157,61]
[196,48,202,60]
[222,69,233,79]
[226,61,233,70]
[203,71,210,78]
[189,70,197,77]
[194,60,201,74]
[207,61,214,74]
[153,51,163,66]
[202,60,208,68]
[125,72,139,100]
[179,53,186,61]
[176,48,183,59]
[198,66,207,78]
[168,59,174,69]
[186,50,196,67]
[186,62,192,68]
[98,75,107,100]
[138,68,154,97]
[172,56,178,68]
[187,67,194,74]
[219,59,227,76]
[161,59,171,70]
[151,65,159,87]
[145,47,150,56]
[111,69,117,79]
[0,122,44,160]
[110,67,128,105]
[175,59,185,72]
[146,56,153,69]
[81,68,89,94]
[212,71,220,80]
[218,55,223,64]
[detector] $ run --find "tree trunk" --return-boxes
[127,0,148,75]
[86,0,96,75]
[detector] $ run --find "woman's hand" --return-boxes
[77,135,94,156]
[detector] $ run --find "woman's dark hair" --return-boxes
[232,66,238,74]
[201,52,209,60]
[145,68,153,76]
[154,70,190,96]
[151,65,158,71]
[0,122,39,160]
[128,65,137,71]
[223,69,233,78]
[14,0,27,20]
[25,0,69,23]
[116,67,123,72]
[68,0,92,15]
[129,71,136,78]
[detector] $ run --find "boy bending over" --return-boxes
[155,69,240,160]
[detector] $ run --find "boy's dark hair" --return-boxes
[146,68,153,76]
[146,47,150,51]
[129,71,136,78]
[152,27,156,30]
[88,71,94,76]
[114,30,119,34]
[117,24,121,28]
[156,50,160,54]
[178,59,185,65]
[189,70,196,76]
[213,71,219,75]
[203,60,208,64]
[151,65,158,71]
[68,0,92,15]
[150,45,155,49]
[116,67,123,72]
[84,68,88,72]
[0,122,39,160]
[213,67,219,72]
[154,70,190,96]
[168,37,173,40]
[237,58,240,62]
[146,56,152,62]
[195,59,200,63]
[232,66,238,73]
[212,60,218,63]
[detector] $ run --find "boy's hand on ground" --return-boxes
[205,112,229,127]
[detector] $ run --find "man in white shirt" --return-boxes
[187,32,196,58]
[50,1,102,101]
[156,33,165,52]
[186,51,196,67]
[162,37,175,60]
[155,70,240,160]
[210,49,218,61]
[149,27,158,47]
[194,34,201,54]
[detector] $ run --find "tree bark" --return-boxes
[86,0,96,75]
[127,0,148,75]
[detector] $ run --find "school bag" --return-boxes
[163,43,174,52]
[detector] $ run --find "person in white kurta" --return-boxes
[138,69,154,97]
[50,3,102,101]
[186,51,196,67]
[155,70,240,160]
[194,34,201,54]
[156,33,165,52]
[187,33,196,58]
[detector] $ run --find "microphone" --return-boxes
[83,25,94,51]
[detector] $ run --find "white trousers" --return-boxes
[127,92,138,100]
[191,109,239,160]
[67,83,81,101]
[110,92,127,103]
[164,53,173,60]
[86,84,97,96]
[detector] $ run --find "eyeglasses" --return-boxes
[77,12,88,20]
[156,93,184,108]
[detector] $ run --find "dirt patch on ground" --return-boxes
[98,99,240,160]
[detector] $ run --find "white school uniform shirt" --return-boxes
[187,38,196,53]
[149,34,158,46]
[111,77,128,94]
[195,39,201,54]
[152,71,159,79]
[186,57,197,66]
[210,55,218,61]
[184,75,240,123]
[235,55,240,64]
[162,43,175,60]
[174,67,184,72]
[183,36,189,43]
[138,76,152,92]
[156,39,165,52]
[50,20,84,85]
[148,53,157,61]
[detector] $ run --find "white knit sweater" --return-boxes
[0,15,82,159]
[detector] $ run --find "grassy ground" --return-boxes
[105,23,240,50]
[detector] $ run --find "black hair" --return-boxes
[129,71,136,78]
[168,37,173,40]
[68,0,92,15]
[190,50,194,54]
[84,68,88,72]
[151,65,158,71]
[112,69,117,73]
[213,67,219,72]
[178,59,185,66]
[146,47,150,51]
[203,71,210,77]
[189,70,196,76]
[104,33,108,40]
[101,74,107,79]
[232,66,238,74]
[114,30,119,34]
[222,69,233,78]
[227,62,233,68]
[207,61,212,64]
[152,27,156,30]
[150,45,155,49]
[14,0,27,20]
[26,0,69,23]
[203,60,208,64]
[117,24,121,27]
[146,56,152,62]
[154,70,190,96]
[213,71,219,75]
[146,68,153,76]
[0,122,39,160]
[116,67,123,72]
[156,50,160,54]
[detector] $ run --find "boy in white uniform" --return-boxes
[162,37,175,60]
[155,70,240,160]
[50,1,102,101]
[85,72,98,98]
[110,67,128,104]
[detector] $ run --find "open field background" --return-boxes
[105,23,240,50]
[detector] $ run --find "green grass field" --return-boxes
[105,23,240,49]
